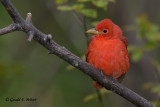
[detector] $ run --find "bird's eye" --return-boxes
[103,30,107,33]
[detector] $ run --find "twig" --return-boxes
[96,89,104,107]
[82,16,89,45]
[71,11,89,45]
[26,12,32,24]
[0,0,156,107]
[0,23,17,35]
[27,31,34,42]
[71,10,84,28]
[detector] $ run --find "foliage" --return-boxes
[128,15,160,62]
[83,89,110,102]
[56,0,115,18]
[55,0,68,4]
[128,15,160,106]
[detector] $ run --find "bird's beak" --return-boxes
[86,28,101,35]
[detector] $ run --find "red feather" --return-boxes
[86,19,130,89]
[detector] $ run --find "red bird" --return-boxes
[85,19,130,89]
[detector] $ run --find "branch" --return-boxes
[0,23,18,35]
[0,0,156,107]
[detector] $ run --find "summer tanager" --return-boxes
[85,19,130,89]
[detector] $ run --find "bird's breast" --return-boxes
[86,37,129,78]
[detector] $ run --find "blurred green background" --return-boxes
[0,0,160,107]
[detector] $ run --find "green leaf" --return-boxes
[92,0,115,9]
[145,42,157,50]
[127,45,138,52]
[128,45,145,62]
[55,0,67,4]
[107,0,115,2]
[151,85,160,96]
[57,5,73,11]
[91,21,100,27]
[136,15,152,39]
[78,0,91,2]
[142,83,155,90]
[66,65,75,71]
[83,89,110,102]
[92,0,108,9]
[131,49,143,62]
[83,93,97,102]
[57,4,97,18]
[72,4,85,11]
[79,9,97,18]
[152,101,160,107]
[81,55,86,61]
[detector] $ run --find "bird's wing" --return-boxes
[85,36,95,62]
[85,50,89,62]
[120,37,128,48]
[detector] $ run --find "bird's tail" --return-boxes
[94,81,103,89]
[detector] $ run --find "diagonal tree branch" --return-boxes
[0,0,156,107]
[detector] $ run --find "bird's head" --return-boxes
[86,19,122,39]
